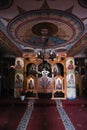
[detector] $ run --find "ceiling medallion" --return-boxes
[37,49,57,61]
[32,22,58,36]
[7,9,84,51]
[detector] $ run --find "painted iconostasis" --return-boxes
[14,56,76,100]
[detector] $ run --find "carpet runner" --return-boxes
[56,100,75,130]
[26,99,65,130]
[1,97,87,130]
[16,99,77,130]
[61,97,87,130]
[16,99,34,130]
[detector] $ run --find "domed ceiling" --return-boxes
[7,9,84,49]
[0,0,87,57]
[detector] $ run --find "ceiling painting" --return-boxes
[7,9,84,52]
[0,0,87,57]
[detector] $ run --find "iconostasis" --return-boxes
[14,56,76,100]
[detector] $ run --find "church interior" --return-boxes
[0,0,87,130]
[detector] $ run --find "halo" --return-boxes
[32,22,58,36]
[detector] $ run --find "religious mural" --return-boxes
[15,58,24,72]
[66,57,76,100]
[14,57,24,98]
[15,73,24,88]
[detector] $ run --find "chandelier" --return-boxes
[37,49,57,61]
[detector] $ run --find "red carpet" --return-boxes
[26,99,65,130]
[0,97,87,130]
[62,97,87,130]
[0,98,28,130]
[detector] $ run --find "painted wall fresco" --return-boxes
[66,57,76,100]
[14,57,24,98]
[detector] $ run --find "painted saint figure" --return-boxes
[15,60,22,69]
[15,59,24,70]
[15,73,23,87]
[56,79,62,89]
[68,60,74,70]
[28,79,34,89]
[28,25,66,47]
[40,77,50,89]
[68,74,75,85]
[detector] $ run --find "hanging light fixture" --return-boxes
[37,49,57,61]
[49,50,56,61]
